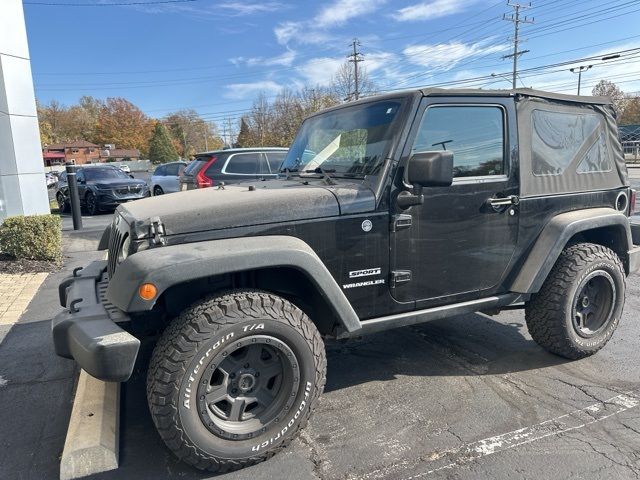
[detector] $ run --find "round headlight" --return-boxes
[119,234,131,263]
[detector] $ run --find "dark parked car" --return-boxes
[179,147,288,190]
[56,165,149,215]
[150,161,187,195]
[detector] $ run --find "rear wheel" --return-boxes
[525,243,625,359]
[147,291,326,472]
[153,185,164,196]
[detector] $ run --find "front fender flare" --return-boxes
[106,235,362,333]
[510,207,632,294]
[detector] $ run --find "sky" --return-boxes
[23,0,640,130]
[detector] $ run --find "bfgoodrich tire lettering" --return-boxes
[146,291,326,472]
[525,243,625,359]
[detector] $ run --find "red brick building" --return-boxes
[42,141,140,166]
[42,140,100,167]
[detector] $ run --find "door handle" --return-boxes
[488,195,519,209]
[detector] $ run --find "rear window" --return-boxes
[184,158,208,175]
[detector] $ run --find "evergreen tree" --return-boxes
[148,123,178,164]
[235,118,252,147]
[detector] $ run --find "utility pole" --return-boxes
[502,2,534,89]
[570,65,593,95]
[348,38,364,100]
[226,117,234,147]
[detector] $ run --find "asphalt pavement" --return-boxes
[2,199,640,479]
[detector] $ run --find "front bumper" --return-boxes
[52,260,139,382]
[97,191,149,208]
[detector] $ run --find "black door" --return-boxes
[391,98,519,308]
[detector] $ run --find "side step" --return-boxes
[350,293,522,337]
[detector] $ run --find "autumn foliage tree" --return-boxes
[93,98,153,156]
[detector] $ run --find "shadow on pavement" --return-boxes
[90,311,569,480]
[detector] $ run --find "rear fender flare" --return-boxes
[510,207,632,294]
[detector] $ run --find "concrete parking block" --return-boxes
[60,370,120,480]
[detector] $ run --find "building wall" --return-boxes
[0,0,49,220]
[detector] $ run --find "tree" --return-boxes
[164,110,223,158]
[331,62,376,102]
[148,123,179,164]
[236,118,252,147]
[620,97,640,125]
[592,80,626,116]
[94,97,154,156]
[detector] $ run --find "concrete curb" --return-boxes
[60,370,120,480]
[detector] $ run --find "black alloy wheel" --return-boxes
[571,271,616,338]
[56,193,69,213]
[153,185,164,196]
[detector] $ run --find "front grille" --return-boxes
[107,215,127,277]
[114,185,142,197]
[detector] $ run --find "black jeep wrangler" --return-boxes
[53,88,640,473]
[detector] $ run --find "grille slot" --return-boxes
[107,216,125,277]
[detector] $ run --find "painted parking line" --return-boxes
[359,390,640,480]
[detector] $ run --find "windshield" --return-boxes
[281,99,404,178]
[83,167,131,181]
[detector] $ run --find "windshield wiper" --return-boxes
[302,167,337,185]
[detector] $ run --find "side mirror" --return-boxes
[407,151,454,187]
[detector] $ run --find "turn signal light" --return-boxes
[139,283,157,300]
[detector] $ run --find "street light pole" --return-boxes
[570,65,592,95]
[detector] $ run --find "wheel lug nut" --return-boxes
[244,363,250,368]
[230,373,235,379]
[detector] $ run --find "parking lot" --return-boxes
[1,192,638,480]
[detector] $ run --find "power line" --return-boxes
[24,0,198,6]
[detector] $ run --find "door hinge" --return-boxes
[391,270,412,287]
[391,214,412,232]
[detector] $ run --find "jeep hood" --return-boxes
[119,179,375,236]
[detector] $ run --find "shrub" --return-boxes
[0,214,62,262]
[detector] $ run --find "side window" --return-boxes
[224,153,260,175]
[413,105,505,178]
[531,110,609,176]
[266,152,287,173]
[165,163,181,176]
[76,170,86,183]
[154,166,165,176]
[58,172,67,183]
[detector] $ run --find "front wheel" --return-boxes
[85,191,99,215]
[147,291,326,472]
[525,243,625,359]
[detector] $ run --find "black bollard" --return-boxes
[65,164,82,230]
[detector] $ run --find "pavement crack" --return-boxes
[564,432,640,478]
[299,430,326,480]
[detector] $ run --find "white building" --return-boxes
[0,0,49,220]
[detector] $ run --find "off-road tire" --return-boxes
[525,243,625,359]
[146,290,326,473]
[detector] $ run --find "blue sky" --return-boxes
[24,0,640,129]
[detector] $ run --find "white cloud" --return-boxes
[404,41,510,70]
[224,80,283,99]
[274,0,386,45]
[393,0,474,22]
[218,2,286,16]
[296,57,346,87]
[231,50,296,68]
[315,0,387,28]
